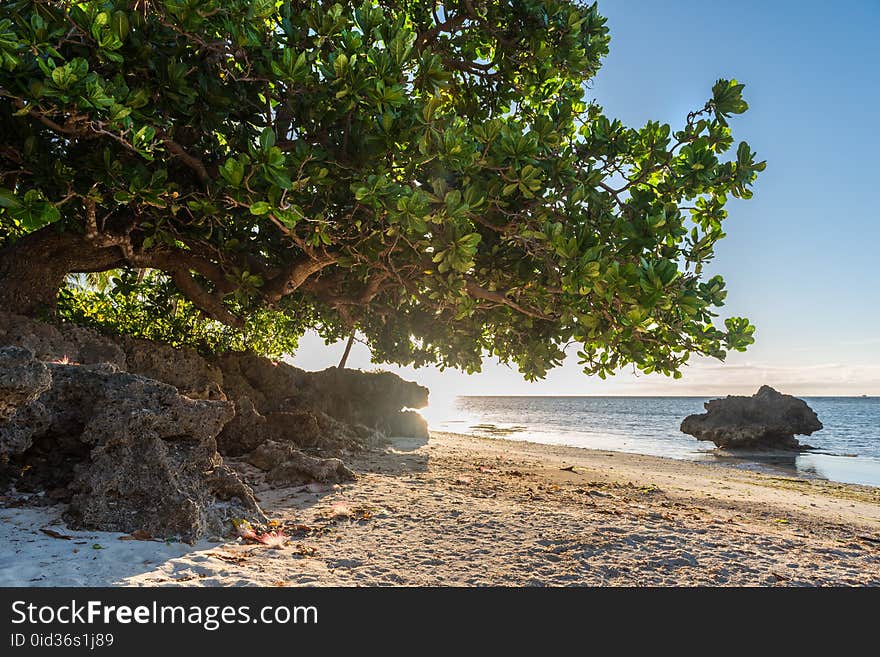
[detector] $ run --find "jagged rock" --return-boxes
[267,456,353,486]
[290,367,430,430]
[0,312,431,533]
[247,440,355,485]
[215,352,428,433]
[217,402,368,457]
[385,410,429,439]
[0,311,126,367]
[0,312,429,449]
[213,353,424,455]
[212,351,298,408]
[0,346,51,424]
[120,336,225,400]
[0,351,264,541]
[351,423,387,443]
[216,396,267,456]
[680,385,823,450]
[262,409,365,453]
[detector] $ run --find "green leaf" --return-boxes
[249,201,271,215]
[12,3,759,384]
[111,11,129,39]
[333,52,348,77]
[712,78,749,125]
[259,127,276,152]
[459,233,481,248]
[0,188,20,209]
[219,158,245,187]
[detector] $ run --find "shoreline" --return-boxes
[437,427,880,488]
[2,431,879,586]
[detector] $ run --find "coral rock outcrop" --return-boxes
[680,385,823,450]
[0,350,263,541]
[0,311,431,539]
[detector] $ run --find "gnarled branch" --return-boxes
[263,252,338,303]
[416,13,468,51]
[160,137,212,186]
[171,268,243,328]
[300,270,391,307]
[465,279,552,321]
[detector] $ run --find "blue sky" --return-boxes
[291,0,880,398]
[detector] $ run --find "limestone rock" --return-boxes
[289,367,430,430]
[215,396,268,456]
[217,402,368,457]
[0,312,430,451]
[680,385,823,450]
[0,346,51,424]
[384,410,429,439]
[1,312,432,533]
[0,311,126,368]
[120,335,225,400]
[247,440,356,485]
[0,351,264,541]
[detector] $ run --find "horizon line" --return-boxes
[450,393,877,398]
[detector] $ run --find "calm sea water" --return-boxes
[427,396,880,487]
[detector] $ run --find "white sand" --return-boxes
[2,432,879,586]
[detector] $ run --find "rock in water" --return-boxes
[680,385,823,450]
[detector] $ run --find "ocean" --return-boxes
[427,396,880,487]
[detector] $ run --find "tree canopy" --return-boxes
[0,0,763,379]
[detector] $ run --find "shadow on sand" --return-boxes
[0,436,431,586]
[345,434,429,476]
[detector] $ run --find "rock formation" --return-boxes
[213,351,429,451]
[0,311,430,540]
[680,385,823,450]
[0,349,263,541]
[247,440,355,486]
[0,346,51,422]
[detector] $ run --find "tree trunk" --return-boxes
[0,227,122,317]
[337,333,355,369]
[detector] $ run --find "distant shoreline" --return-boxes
[452,394,878,399]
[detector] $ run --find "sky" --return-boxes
[290,0,880,399]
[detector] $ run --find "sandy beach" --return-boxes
[2,431,879,587]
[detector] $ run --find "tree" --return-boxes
[0,0,763,380]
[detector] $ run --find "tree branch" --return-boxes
[160,134,212,186]
[263,252,338,303]
[465,279,552,320]
[416,13,468,51]
[100,228,244,326]
[300,270,390,307]
[358,271,389,304]
[171,269,244,328]
[4,95,85,136]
